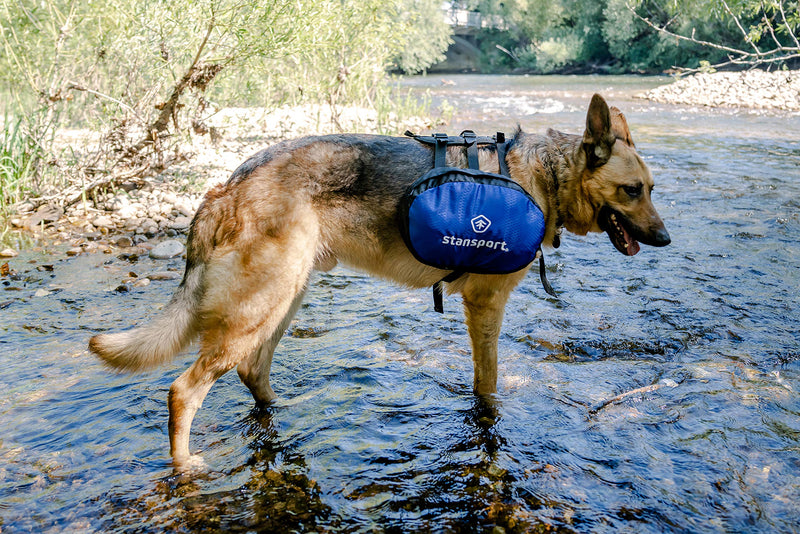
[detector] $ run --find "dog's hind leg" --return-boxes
[168,280,310,465]
[461,272,527,395]
[237,285,308,405]
[167,233,317,465]
[168,331,257,466]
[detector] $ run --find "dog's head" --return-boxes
[579,94,670,256]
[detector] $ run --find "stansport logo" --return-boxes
[441,213,509,251]
[441,235,509,251]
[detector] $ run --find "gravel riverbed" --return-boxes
[640,69,800,111]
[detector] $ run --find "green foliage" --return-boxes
[462,0,799,72]
[0,0,450,206]
[394,0,453,73]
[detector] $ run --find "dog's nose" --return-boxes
[652,227,671,247]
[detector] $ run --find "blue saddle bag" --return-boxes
[399,131,551,312]
[401,167,545,274]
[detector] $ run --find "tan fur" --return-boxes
[89,94,669,466]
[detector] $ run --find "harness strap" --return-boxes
[538,249,557,297]
[433,133,448,168]
[463,131,479,169]
[496,141,510,177]
[433,271,465,314]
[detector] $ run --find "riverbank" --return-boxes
[639,69,800,111]
[1,104,431,256]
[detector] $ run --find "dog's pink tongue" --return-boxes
[622,225,640,256]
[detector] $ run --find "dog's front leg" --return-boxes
[461,274,521,395]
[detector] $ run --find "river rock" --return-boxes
[149,239,185,259]
[117,204,138,220]
[115,236,134,247]
[25,204,64,230]
[174,201,195,217]
[170,216,191,230]
[147,271,181,281]
[140,219,159,235]
[92,215,114,229]
[641,70,800,111]
[0,248,18,258]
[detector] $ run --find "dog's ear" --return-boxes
[583,94,616,168]
[610,106,635,148]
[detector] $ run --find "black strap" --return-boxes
[433,271,465,314]
[538,249,558,297]
[462,131,479,170]
[467,143,479,170]
[433,133,448,168]
[497,141,510,177]
[405,130,498,148]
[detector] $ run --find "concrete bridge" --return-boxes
[433,7,505,72]
[444,7,505,35]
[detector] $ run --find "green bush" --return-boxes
[0,0,451,209]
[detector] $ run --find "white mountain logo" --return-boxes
[470,214,491,233]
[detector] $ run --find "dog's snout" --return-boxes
[652,227,671,247]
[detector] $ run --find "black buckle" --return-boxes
[460,130,477,145]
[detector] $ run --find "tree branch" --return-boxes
[65,82,139,118]
[720,0,761,55]
[626,0,800,70]
[124,18,218,159]
[627,3,751,56]
[778,0,800,49]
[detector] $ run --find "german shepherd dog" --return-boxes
[90,94,670,466]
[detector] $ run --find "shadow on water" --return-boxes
[2,75,800,533]
[98,397,585,533]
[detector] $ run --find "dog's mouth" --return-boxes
[599,206,640,256]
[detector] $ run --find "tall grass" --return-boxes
[0,114,43,217]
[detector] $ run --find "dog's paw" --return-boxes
[172,453,208,474]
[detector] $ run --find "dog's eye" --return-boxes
[622,184,643,198]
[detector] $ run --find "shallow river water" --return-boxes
[2,75,799,532]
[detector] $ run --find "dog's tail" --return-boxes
[89,263,203,372]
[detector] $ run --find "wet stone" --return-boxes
[149,239,185,259]
[92,215,114,228]
[147,271,181,281]
[0,248,18,258]
[170,216,191,231]
[26,204,64,230]
[115,236,133,248]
